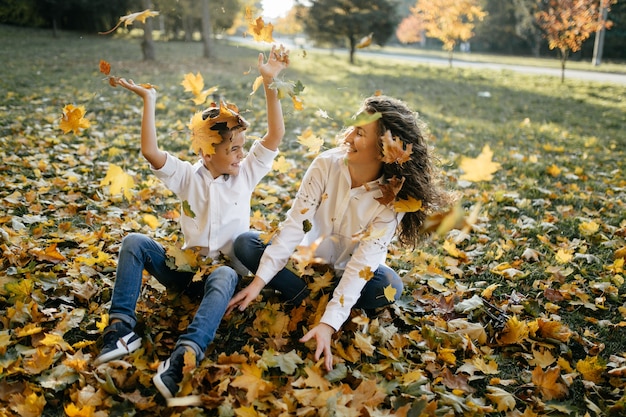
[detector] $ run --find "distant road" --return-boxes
[358,50,626,85]
[231,36,626,85]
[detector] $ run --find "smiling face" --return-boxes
[343,119,382,166]
[201,130,246,178]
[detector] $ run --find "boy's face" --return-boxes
[202,131,246,178]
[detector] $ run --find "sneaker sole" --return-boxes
[94,335,142,365]
[153,359,175,399]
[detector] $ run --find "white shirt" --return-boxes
[256,147,402,330]
[152,141,278,275]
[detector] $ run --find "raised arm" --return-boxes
[116,78,167,169]
[258,45,289,151]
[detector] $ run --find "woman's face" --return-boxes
[343,120,381,165]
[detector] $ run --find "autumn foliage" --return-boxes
[1,17,626,417]
[536,0,617,82]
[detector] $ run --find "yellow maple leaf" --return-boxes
[354,332,376,356]
[165,245,201,271]
[181,72,218,105]
[230,362,275,403]
[537,318,572,342]
[576,356,605,383]
[359,266,374,281]
[99,9,160,35]
[142,214,160,230]
[546,164,562,177]
[253,304,290,337]
[100,164,135,201]
[189,102,244,156]
[59,104,90,135]
[244,7,274,42]
[381,130,413,165]
[531,366,568,400]
[485,386,516,412]
[181,72,205,96]
[11,392,46,417]
[272,155,291,173]
[497,316,528,345]
[383,284,397,302]
[555,248,573,264]
[65,404,96,417]
[528,347,556,368]
[394,196,422,213]
[459,145,501,182]
[579,220,599,236]
[297,127,324,154]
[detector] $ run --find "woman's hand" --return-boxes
[226,276,266,316]
[300,323,335,371]
[258,44,290,82]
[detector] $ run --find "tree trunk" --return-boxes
[141,0,156,61]
[201,0,213,59]
[349,36,356,64]
[559,48,568,83]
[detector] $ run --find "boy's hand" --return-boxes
[117,78,157,101]
[258,44,290,82]
[226,276,266,315]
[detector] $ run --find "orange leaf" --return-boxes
[381,130,413,165]
[99,59,111,75]
[245,7,274,43]
[375,176,405,206]
[230,362,274,404]
[531,366,568,400]
[99,9,160,35]
[497,316,528,345]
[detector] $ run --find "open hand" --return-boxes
[226,276,266,316]
[258,44,290,81]
[300,323,335,371]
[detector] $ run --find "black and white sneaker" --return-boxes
[153,345,195,399]
[94,321,142,365]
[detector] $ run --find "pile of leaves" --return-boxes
[1,24,626,417]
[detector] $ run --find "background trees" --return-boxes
[0,0,624,63]
[299,0,401,64]
[397,0,487,66]
[536,0,617,82]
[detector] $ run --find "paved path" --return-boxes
[358,50,626,85]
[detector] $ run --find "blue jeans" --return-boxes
[109,233,239,360]
[233,231,403,310]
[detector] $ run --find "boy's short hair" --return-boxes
[190,101,249,156]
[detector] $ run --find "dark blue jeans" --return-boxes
[233,231,403,310]
[109,233,238,360]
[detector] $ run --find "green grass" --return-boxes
[1,24,626,416]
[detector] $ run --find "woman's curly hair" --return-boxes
[362,95,455,247]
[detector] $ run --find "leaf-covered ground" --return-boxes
[1,25,625,416]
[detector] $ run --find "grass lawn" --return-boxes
[1,24,625,416]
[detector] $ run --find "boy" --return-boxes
[95,45,290,399]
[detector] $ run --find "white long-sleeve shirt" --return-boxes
[152,141,278,275]
[256,147,402,330]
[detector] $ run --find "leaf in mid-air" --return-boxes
[99,9,160,35]
[59,104,90,135]
[297,128,324,154]
[356,32,374,49]
[99,60,111,75]
[244,7,274,43]
[394,196,423,213]
[381,130,413,165]
[375,176,405,206]
[181,72,218,105]
[383,284,397,302]
[344,111,382,127]
[182,200,196,219]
